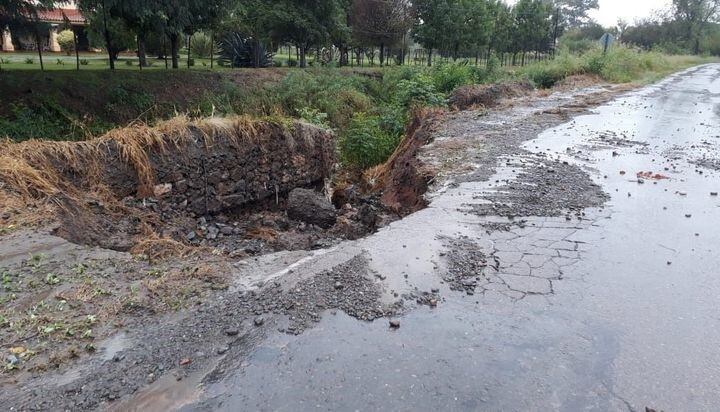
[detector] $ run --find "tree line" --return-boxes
[1,0,610,69]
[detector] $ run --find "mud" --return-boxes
[448,80,534,111]
[470,156,609,219]
[2,254,400,411]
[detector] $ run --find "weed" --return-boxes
[44,273,60,285]
[297,107,329,128]
[28,253,45,273]
[56,59,65,66]
[2,271,13,290]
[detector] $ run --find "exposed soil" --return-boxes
[448,80,534,111]
[471,156,609,219]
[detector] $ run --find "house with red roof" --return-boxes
[2,1,89,53]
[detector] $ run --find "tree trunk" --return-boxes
[187,33,192,69]
[299,46,306,68]
[339,46,348,66]
[163,35,168,69]
[35,31,44,71]
[101,0,114,70]
[169,33,179,69]
[74,29,80,71]
[427,48,432,67]
[379,42,384,66]
[254,38,261,68]
[137,35,147,69]
[210,31,214,69]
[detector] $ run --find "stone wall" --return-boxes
[2,118,336,217]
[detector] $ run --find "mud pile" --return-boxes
[448,80,534,111]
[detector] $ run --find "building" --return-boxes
[1,1,89,53]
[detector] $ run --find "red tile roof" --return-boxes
[36,8,86,25]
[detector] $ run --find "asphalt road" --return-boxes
[172,65,720,412]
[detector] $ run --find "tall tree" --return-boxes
[155,0,226,69]
[350,0,413,65]
[553,0,599,28]
[672,0,720,53]
[413,0,452,66]
[269,0,346,67]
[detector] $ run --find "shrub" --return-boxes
[80,58,89,65]
[125,60,133,66]
[218,32,273,68]
[394,74,446,108]
[188,57,195,67]
[339,112,401,169]
[297,107,329,128]
[24,58,34,64]
[430,62,475,93]
[56,58,64,65]
[287,58,298,67]
[57,29,75,56]
[189,31,214,58]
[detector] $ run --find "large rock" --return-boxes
[287,188,337,229]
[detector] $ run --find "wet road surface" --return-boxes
[173,65,720,412]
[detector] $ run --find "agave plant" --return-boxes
[219,32,274,68]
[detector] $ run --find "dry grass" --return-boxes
[0,115,291,227]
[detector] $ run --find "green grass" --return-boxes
[1,48,716,170]
[519,45,719,88]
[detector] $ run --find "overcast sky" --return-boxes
[506,0,672,27]
[588,0,671,26]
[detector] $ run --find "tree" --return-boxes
[154,0,226,69]
[413,0,452,66]
[351,0,413,65]
[553,0,599,28]
[672,0,720,53]
[268,0,346,67]
[81,0,136,68]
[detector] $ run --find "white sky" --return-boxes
[506,0,672,27]
[588,0,672,26]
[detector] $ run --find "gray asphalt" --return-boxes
[182,65,720,412]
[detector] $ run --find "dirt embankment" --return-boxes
[0,116,339,252]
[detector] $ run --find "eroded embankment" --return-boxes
[0,117,338,253]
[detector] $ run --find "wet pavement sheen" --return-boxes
[192,65,720,412]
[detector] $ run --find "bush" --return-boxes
[395,74,446,108]
[80,58,89,65]
[298,107,329,128]
[430,62,476,93]
[24,58,34,64]
[218,32,273,68]
[57,29,75,56]
[339,112,401,169]
[287,58,298,67]
[188,57,195,67]
[189,32,214,58]
[125,60,133,66]
[56,58,64,65]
